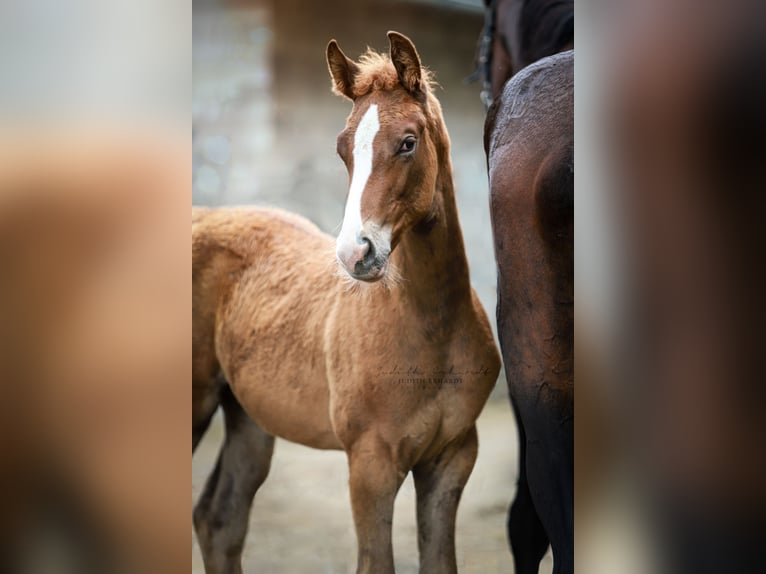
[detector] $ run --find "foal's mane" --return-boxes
[340,48,437,100]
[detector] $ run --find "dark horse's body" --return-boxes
[485,51,573,574]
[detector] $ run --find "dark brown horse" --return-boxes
[485,50,573,574]
[475,0,573,107]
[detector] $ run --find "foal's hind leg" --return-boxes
[193,385,275,574]
[412,426,478,574]
[193,375,223,452]
[507,400,550,574]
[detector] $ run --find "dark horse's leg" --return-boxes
[193,384,275,574]
[507,399,549,574]
[519,392,574,574]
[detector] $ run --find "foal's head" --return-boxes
[327,32,441,282]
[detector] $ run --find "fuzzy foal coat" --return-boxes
[192,204,498,459]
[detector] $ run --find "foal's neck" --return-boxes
[390,117,472,318]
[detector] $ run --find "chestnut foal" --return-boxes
[192,32,500,574]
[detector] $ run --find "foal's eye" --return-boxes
[397,137,417,155]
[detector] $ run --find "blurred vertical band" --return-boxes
[0,0,189,572]
[577,0,766,572]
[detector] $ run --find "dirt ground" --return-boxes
[192,398,553,573]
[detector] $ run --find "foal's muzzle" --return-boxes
[336,233,390,282]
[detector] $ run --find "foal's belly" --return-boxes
[231,366,342,450]
[218,327,341,449]
[216,278,342,450]
[219,332,342,449]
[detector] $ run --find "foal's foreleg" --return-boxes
[413,426,478,574]
[193,386,274,574]
[347,435,406,574]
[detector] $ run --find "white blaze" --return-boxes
[337,104,380,254]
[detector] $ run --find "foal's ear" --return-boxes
[327,40,359,100]
[387,31,422,94]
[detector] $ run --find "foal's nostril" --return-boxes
[360,237,375,263]
[357,236,371,257]
[354,237,376,273]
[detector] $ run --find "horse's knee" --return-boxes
[428,426,478,482]
[192,501,213,544]
[452,426,479,477]
[237,454,272,500]
[193,499,225,559]
[192,470,229,550]
[347,436,403,534]
[349,446,400,505]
